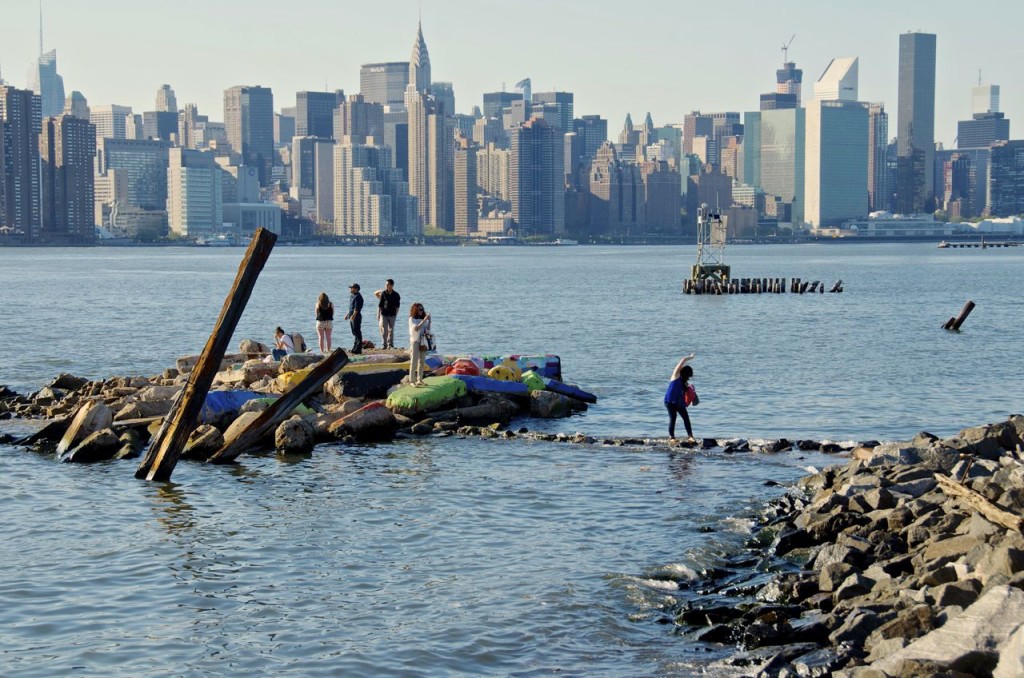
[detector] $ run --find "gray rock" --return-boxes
[993,623,1024,678]
[922,534,983,566]
[864,636,907,663]
[932,579,983,608]
[919,563,959,587]
[60,428,120,463]
[56,401,114,455]
[820,562,857,592]
[137,384,183,402]
[829,609,883,644]
[870,585,1024,675]
[889,478,937,499]
[529,390,573,418]
[975,544,1024,585]
[866,444,922,467]
[275,417,315,454]
[239,398,271,414]
[184,424,224,460]
[281,352,323,372]
[49,373,90,391]
[834,573,872,603]
[790,647,843,677]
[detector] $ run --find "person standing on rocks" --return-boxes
[315,292,334,353]
[664,353,696,443]
[345,283,364,355]
[374,278,401,350]
[408,303,431,386]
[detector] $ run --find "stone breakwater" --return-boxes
[667,417,1024,677]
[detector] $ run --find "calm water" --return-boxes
[0,243,1021,675]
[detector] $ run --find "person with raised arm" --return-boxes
[664,353,697,443]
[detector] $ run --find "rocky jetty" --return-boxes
[668,416,1024,677]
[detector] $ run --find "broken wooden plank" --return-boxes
[135,227,277,481]
[934,472,1023,533]
[207,348,349,464]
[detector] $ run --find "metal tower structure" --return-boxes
[691,203,730,281]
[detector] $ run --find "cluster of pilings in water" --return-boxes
[683,278,844,295]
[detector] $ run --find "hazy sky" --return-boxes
[2,0,1021,147]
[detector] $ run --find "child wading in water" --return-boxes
[664,353,696,443]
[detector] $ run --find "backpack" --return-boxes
[684,383,699,407]
[290,333,307,353]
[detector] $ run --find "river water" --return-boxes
[0,243,1021,675]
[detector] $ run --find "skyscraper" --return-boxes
[683,111,713,157]
[335,94,385,144]
[482,91,522,120]
[296,90,343,138]
[813,57,858,102]
[166,148,223,238]
[743,108,805,224]
[409,21,431,94]
[988,140,1024,217]
[63,91,89,120]
[804,100,868,227]
[957,84,1009,150]
[359,63,410,107]
[27,50,65,119]
[510,117,565,236]
[572,115,608,162]
[155,85,178,113]
[333,140,417,236]
[39,114,96,243]
[90,104,133,140]
[405,85,451,229]
[532,92,574,132]
[867,103,889,212]
[224,85,274,184]
[0,85,42,238]
[97,137,173,212]
[896,32,937,213]
[454,135,478,236]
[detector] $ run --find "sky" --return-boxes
[2,0,1022,148]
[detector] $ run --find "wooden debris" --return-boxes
[934,472,1023,533]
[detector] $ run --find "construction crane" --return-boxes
[691,204,730,282]
[781,34,796,63]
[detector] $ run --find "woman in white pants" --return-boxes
[408,303,431,386]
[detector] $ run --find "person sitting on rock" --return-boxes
[272,326,295,361]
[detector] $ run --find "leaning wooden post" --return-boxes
[135,228,278,481]
[949,300,976,331]
[207,348,350,464]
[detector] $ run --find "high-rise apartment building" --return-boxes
[27,49,66,118]
[683,111,713,157]
[360,63,410,107]
[640,160,682,234]
[156,85,178,113]
[476,143,511,201]
[896,32,937,213]
[587,142,643,236]
[296,90,343,138]
[314,141,336,226]
[90,104,133,140]
[0,86,42,238]
[333,140,417,236]
[334,94,385,144]
[454,136,478,236]
[867,103,889,212]
[224,85,274,184]
[39,114,96,242]
[573,115,608,163]
[510,117,565,236]
[166,148,223,238]
[532,92,574,132]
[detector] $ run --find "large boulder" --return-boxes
[328,402,398,442]
[275,417,315,454]
[137,384,182,402]
[870,585,1024,675]
[221,411,265,449]
[326,370,406,400]
[183,424,225,460]
[281,353,323,372]
[59,428,120,463]
[115,399,174,421]
[56,401,114,455]
[529,390,573,418]
[49,373,90,391]
[239,339,270,355]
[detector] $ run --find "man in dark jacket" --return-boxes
[345,283,364,354]
[374,278,401,349]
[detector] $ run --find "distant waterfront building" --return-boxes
[296,90,343,138]
[274,111,295,147]
[587,142,643,236]
[476,143,511,201]
[314,141,336,226]
[454,136,478,236]
[510,117,565,236]
[224,85,274,184]
[429,82,455,117]
[683,111,713,157]
[0,85,42,237]
[405,85,451,230]
[90,104,133,140]
[223,202,281,236]
[360,62,410,107]
[64,91,89,120]
[532,92,574,132]
[958,113,1010,150]
[941,153,973,218]
[743,107,805,224]
[39,115,96,243]
[334,94,385,144]
[166,148,223,238]
[804,100,869,227]
[617,114,641,160]
[867,104,889,212]
[97,137,173,212]
[640,160,682,234]
[709,112,742,168]
[142,111,178,141]
[27,49,65,118]
[896,32,937,213]
[155,85,178,113]
[988,140,1024,217]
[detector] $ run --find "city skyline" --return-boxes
[1,0,1021,148]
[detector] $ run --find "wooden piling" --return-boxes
[207,348,350,464]
[948,300,976,331]
[135,227,277,481]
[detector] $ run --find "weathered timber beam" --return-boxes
[934,473,1023,533]
[207,348,349,464]
[135,227,277,481]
